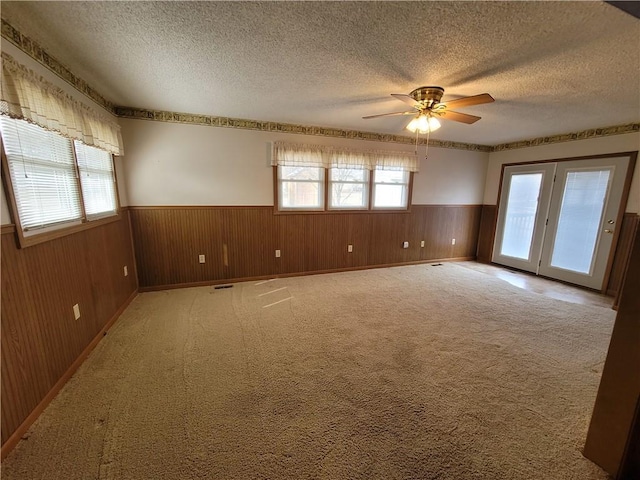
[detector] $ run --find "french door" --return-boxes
[493,156,631,289]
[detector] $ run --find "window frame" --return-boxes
[328,167,370,211]
[371,167,411,210]
[1,122,122,249]
[73,140,120,221]
[277,165,326,212]
[273,166,413,214]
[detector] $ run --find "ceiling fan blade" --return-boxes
[442,93,494,110]
[362,110,418,119]
[439,110,481,124]
[391,93,420,108]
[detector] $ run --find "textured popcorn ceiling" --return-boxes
[1,1,639,145]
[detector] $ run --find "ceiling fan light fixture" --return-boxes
[406,114,441,134]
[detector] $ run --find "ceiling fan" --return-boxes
[363,86,494,133]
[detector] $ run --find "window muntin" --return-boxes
[278,166,325,209]
[329,168,369,210]
[372,168,410,209]
[0,116,118,235]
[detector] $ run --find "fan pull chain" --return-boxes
[414,128,430,162]
[424,127,431,161]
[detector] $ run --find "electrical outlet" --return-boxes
[199,254,205,264]
[73,304,81,320]
[420,240,425,248]
[124,265,128,277]
[403,241,409,249]
[347,244,353,253]
[275,249,281,258]
[451,238,456,245]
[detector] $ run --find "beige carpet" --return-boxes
[2,263,614,479]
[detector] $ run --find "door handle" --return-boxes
[604,229,614,234]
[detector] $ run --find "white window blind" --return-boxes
[74,140,117,219]
[0,116,82,230]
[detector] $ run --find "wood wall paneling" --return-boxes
[347,213,371,268]
[276,213,307,275]
[454,206,483,259]
[224,208,277,279]
[1,214,137,447]
[607,213,640,301]
[422,206,455,261]
[617,396,640,480]
[130,205,482,290]
[584,217,640,477]
[476,205,498,263]
[302,214,350,272]
[368,212,410,265]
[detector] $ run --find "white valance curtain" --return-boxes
[272,141,419,172]
[0,52,123,155]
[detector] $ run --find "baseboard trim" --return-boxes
[0,289,138,461]
[138,256,476,292]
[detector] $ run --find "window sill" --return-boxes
[14,212,123,249]
[273,206,412,215]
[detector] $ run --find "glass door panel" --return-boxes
[549,170,610,273]
[500,173,543,260]
[539,157,630,289]
[492,164,556,273]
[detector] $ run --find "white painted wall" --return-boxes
[413,147,488,205]
[1,182,12,224]
[0,41,126,223]
[484,132,640,212]
[119,117,489,207]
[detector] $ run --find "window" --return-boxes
[276,165,413,212]
[272,142,417,213]
[278,166,325,210]
[1,116,118,239]
[372,168,410,209]
[329,168,369,209]
[74,141,118,219]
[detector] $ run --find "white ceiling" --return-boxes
[1,1,639,146]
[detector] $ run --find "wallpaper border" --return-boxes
[492,123,640,152]
[113,106,491,152]
[1,18,116,114]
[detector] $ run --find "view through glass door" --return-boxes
[493,156,631,290]
[492,164,555,274]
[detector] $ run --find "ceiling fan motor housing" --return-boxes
[410,86,445,108]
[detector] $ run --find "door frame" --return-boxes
[491,151,637,292]
[538,157,629,289]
